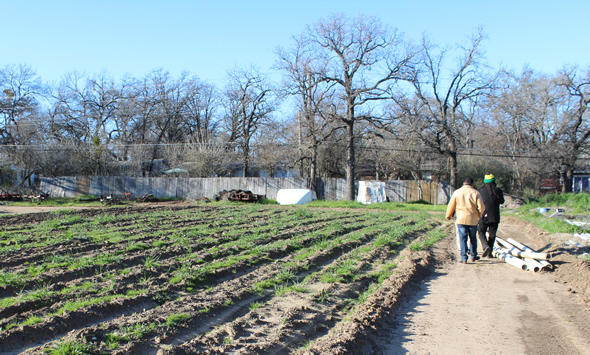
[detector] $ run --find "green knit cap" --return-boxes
[484,174,496,183]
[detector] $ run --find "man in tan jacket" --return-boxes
[446,177,485,263]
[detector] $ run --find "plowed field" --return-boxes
[0,203,444,354]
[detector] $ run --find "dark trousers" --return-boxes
[478,221,499,250]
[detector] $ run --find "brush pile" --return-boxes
[213,189,264,203]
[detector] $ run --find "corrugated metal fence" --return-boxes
[40,176,452,204]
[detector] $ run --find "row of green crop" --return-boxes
[0,205,242,253]
[0,205,310,286]
[166,212,441,353]
[134,216,437,353]
[0,207,342,320]
[152,211,439,352]
[0,204,442,353]
[0,207,370,320]
[0,208,435,311]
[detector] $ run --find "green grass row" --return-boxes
[513,193,590,234]
[0,207,383,309]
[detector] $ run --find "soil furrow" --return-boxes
[0,204,446,354]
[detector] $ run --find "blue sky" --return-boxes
[3,0,589,86]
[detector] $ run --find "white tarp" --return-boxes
[356,181,387,204]
[276,189,317,205]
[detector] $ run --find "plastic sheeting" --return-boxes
[356,181,387,204]
[276,189,317,205]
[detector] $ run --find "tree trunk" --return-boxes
[298,112,305,177]
[242,145,250,177]
[564,167,574,193]
[449,152,458,189]
[346,122,355,201]
[510,155,523,193]
[310,145,318,192]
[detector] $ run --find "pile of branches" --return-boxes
[213,189,264,203]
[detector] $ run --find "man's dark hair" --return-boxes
[464,177,474,185]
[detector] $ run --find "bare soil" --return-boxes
[0,203,588,354]
[0,205,90,215]
[375,216,590,355]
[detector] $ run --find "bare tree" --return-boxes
[391,29,494,189]
[302,14,415,200]
[252,122,289,177]
[485,67,590,192]
[0,65,44,143]
[276,34,343,188]
[223,66,276,177]
[365,130,444,180]
[484,69,559,192]
[50,71,127,175]
[183,82,219,144]
[133,70,218,176]
[51,71,123,144]
[0,64,48,186]
[554,66,590,191]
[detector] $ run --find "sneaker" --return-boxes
[471,256,480,261]
[482,246,491,258]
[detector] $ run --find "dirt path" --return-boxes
[379,217,590,355]
[0,201,173,215]
[0,205,83,214]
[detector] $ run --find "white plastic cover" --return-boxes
[356,181,387,204]
[276,189,316,205]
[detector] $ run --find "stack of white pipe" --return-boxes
[492,237,552,272]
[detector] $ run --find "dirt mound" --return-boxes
[494,217,590,306]
[502,194,526,209]
[300,249,434,354]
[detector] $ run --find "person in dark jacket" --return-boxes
[478,174,505,257]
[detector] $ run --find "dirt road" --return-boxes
[379,216,590,355]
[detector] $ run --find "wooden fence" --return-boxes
[40,176,452,204]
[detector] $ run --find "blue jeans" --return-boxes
[457,224,478,261]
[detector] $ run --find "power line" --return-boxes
[0,141,551,159]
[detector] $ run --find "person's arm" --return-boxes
[476,193,486,219]
[446,195,456,220]
[498,188,505,205]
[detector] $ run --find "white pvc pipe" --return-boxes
[522,257,544,272]
[535,258,552,270]
[504,237,526,250]
[496,237,550,260]
[506,238,553,269]
[506,238,551,259]
[492,247,528,271]
[495,246,543,272]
